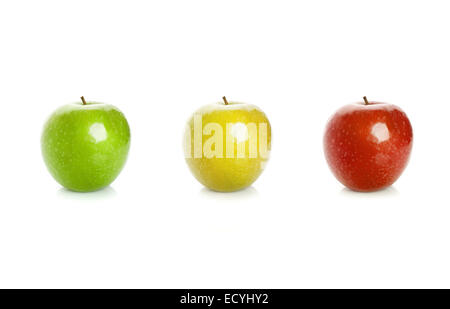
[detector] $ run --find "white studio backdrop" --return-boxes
[0,0,449,288]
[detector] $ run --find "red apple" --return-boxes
[324,97,413,192]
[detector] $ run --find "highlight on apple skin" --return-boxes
[41,97,131,192]
[323,97,413,192]
[184,97,271,192]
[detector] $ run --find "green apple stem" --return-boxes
[81,96,87,105]
[222,96,229,105]
[363,96,369,105]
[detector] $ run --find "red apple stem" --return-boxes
[81,96,87,105]
[222,96,229,105]
[363,96,369,105]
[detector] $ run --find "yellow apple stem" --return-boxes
[363,96,369,105]
[222,96,229,105]
[81,96,87,105]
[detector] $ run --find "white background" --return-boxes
[0,0,449,288]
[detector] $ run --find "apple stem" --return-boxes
[222,96,229,105]
[81,96,87,105]
[363,96,369,105]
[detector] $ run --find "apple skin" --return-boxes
[41,102,131,192]
[324,101,413,192]
[184,101,271,192]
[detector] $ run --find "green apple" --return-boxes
[184,97,271,192]
[41,97,131,192]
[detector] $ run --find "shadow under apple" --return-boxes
[339,186,399,197]
[198,186,259,201]
[56,186,117,201]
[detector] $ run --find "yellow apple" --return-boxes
[184,97,271,192]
